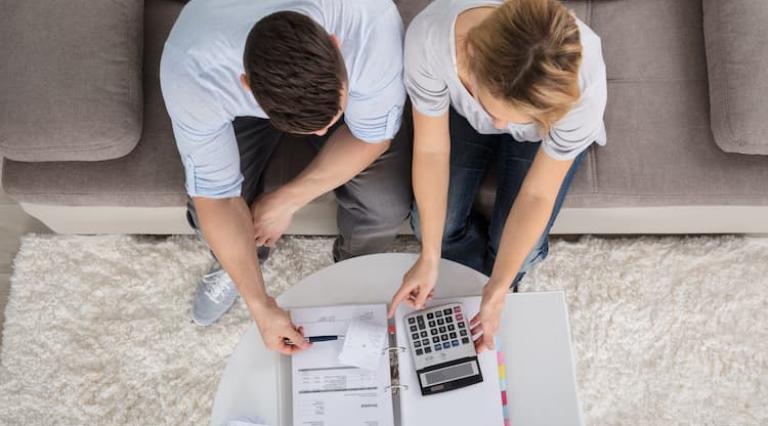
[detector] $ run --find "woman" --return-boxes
[387,0,607,352]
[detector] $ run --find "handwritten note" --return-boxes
[338,319,388,371]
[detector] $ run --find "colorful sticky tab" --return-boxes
[495,338,511,425]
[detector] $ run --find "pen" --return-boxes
[284,335,345,345]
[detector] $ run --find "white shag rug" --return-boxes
[1,235,767,425]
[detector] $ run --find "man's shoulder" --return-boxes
[345,0,399,17]
[160,44,206,100]
[160,46,231,134]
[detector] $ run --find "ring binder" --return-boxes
[291,298,509,425]
[383,345,406,355]
[385,384,409,395]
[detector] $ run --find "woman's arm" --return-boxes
[413,109,451,261]
[388,107,450,317]
[471,149,575,351]
[490,150,574,288]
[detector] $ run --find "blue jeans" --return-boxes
[412,108,585,288]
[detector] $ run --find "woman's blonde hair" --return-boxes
[465,0,582,133]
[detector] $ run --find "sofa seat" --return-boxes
[576,0,768,207]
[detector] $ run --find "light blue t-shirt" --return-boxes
[405,0,607,160]
[160,0,405,198]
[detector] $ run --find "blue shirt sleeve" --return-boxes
[343,5,406,143]
[160,46,243,199]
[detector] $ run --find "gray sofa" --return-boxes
[1,0,767,235]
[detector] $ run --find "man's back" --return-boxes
[161,0,405,138]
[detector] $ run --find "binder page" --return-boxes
[290,304,394,426]
[394,296,504,426]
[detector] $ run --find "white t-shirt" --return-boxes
[405,0,607,160]
[160,0,405,198]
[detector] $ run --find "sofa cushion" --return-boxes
[582,0,768,207]
[703,0,768,155]
[0,0,144,162]
[2,0,182,206]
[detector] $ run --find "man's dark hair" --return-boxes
[244,11,347,133]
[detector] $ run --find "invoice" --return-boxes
[290,304,394,426]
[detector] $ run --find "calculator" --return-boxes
[404,303,483,395]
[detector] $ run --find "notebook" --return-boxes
[289,296,505,426]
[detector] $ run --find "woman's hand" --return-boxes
[387,255,439,318]
[470,283,507,353]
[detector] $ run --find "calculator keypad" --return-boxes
[404,303,476,370]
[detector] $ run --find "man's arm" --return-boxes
[289,124,389,205]
[252,124,390,246]
[193,196,310,354]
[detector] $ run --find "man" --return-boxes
[160,0,410,354]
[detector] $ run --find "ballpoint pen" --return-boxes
[284,335,345,345]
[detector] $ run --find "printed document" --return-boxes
[290,304,394,426]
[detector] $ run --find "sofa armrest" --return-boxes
[703,0,768,155]
[0,0,144,162]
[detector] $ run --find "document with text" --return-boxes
[290,304,394,426]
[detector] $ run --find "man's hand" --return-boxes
[250,124,387,250]
[252,296,311,355]
[469,284,506,353]
[388,255,439,318]
[251,190,299,247]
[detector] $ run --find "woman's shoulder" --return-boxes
[575,18,606,80]
[547,19,607,146]
[569,18,607,117]
[406,0,447,41]
[405,0,455,70]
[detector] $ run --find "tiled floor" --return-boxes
[0,173,50,351]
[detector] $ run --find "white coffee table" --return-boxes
[210,253,583,426]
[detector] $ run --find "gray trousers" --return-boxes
[187,113,413,261]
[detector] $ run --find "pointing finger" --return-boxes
[388,285,411,318]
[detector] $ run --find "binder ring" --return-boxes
[382,346,406,355]
[385,384,409,392]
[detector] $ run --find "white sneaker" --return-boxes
[192,261,239,326]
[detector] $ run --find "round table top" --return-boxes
[210,253,488,426]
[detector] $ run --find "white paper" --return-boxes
[290,304,394,426]
[226,419,269,426]
[338,320,387,371]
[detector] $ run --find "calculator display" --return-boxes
[422,361,479,386]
